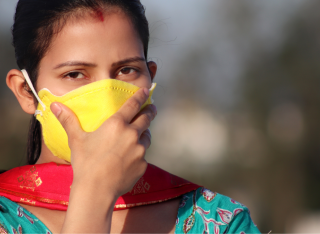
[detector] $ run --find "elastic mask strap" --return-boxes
[149,83,156,91]
[149,83,156,104]
[21,69,46,114]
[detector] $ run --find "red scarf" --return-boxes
[0,163,200,211]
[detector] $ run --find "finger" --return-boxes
[50,102,83,139]
[139,129,152,149]
[131,104,157,135]
[115,88,150,123]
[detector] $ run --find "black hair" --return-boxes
[12,0,150,164]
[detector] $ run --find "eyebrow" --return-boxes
[54,61,97,69]
[111,57,146,68]
[53,57,146,70]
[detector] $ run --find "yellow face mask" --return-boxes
[21,69,156,162]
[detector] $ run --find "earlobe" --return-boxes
[6,69,37,115]
[147,61,157,82]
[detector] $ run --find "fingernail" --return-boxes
[146,129,152,139]
[51,103,62,117]
[143,88,149,97]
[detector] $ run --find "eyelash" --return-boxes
[62,71,86,79]
[62,66,139,80]
[117,67,139,76]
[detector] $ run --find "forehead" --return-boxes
[41,11,144,67]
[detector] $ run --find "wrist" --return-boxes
[62,185,116,233]
[71,176,120,205]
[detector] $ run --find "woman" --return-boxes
[0,0,260,233]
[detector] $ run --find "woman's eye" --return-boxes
[64,72,85,79]
[118,67,136,75]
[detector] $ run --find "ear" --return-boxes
[147,61,157,82]
[6,69,37,115]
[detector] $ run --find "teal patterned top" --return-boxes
[0,196,51,234]
[175,187,260,234]
[0,187,260,234]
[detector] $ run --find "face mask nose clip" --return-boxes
[21,69,46,116]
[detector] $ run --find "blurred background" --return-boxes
[1,0,320,232]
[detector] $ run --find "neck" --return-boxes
[36,139,70,165]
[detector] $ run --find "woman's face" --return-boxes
[36,10,155,96]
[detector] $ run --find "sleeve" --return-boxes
[227,208,261,234]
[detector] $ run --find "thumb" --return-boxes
[50,102,83,138]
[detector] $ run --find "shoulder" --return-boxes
[0,196,51,234]
[175,187,260,234]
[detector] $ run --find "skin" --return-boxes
[6,10,180,233]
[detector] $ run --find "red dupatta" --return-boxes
[0,163,200,210]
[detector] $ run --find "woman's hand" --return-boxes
[50,88,157,233]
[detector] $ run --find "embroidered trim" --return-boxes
[114,194,183,209]
[0,187,68,206]
[0,187,194,210]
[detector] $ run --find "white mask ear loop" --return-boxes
[149,83,156,104]
[21,69,46,114]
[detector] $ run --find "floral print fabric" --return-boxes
[0,196,51,234]
[175,187,260,234]
[0,188,260,234]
